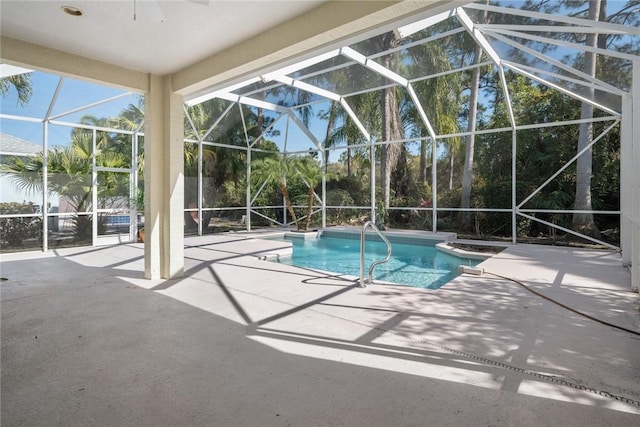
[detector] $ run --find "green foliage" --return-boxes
[0,73,33,106]
[0,202,42,247]
[326,176,369,206]
[325,189,356,225]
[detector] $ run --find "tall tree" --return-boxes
[374,32,404,215]
[572,0,601,237]
[460,4,488,230]
[406,17,463,188]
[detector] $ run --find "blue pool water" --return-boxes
[277,235,480,289]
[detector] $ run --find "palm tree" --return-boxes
[323,93,377,179]
[1,130,129,240]
[114,97,145,132]
[405,18,463,187]
[1,106,136,240]
[0,73,32,106]
[294,157,322,230]
[407,30,463,190]
[321,101,338,172]
[251,155,298,228]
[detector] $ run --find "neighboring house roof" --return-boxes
[0,133,42,156]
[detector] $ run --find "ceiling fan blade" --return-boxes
[139,0,166,23]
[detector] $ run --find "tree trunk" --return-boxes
[323,102,336,171]
[280,183,298,228]
[460,2,488,231]
[304,186,315,231]
[380,89,403,212]
[572,0,601,239]
[419,129,428,184]
[448,148,455,191]
[378,32,403,216]
[460,44,482,230]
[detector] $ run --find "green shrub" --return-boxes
[0,202,42,247]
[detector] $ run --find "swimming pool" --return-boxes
[276,234,480,289]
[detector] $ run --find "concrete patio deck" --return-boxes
[1,233,639,426]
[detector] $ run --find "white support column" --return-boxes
[91,129,98,244]
[42,121,49,251]
[246,147,252,232]
[130,132,139,243]
[631,62,640,292]
[512,130,517,244]
[370,143,376,223]
[432,137,437,232]
[321,153,327,229]
[144,75,184,280]
[620,94,632,268]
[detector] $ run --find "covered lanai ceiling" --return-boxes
[0,0,325,75]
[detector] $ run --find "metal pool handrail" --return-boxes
[359,221,392,288]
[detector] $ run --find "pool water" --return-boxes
[277,235,480,289]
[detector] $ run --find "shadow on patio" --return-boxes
[1,237,639,426]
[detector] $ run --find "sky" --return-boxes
[1,72,140,148]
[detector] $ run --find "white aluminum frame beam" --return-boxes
[505,63,620,116]
[286,110,322,151]
[340,46,438,141]
[260,49,342,83]
[201,102,236,141]
[456,8,501,65]
[49,92,135,121]
[185,77,261,106]
[394,9,458,39]
[484,28,640,62]
[406,84,437,141]
[457,7,517,132]
[475,24,629,34]
[518,120,620,208]
[488,31,625,96]
[518,212,620,250]
[270,75,341,102]
[339,98,371,142]
[44,77,64,120]
[379,27,467,61]
[498,66,516,129]
[340,46,409,87]
[463,3,640,36]
[501,60,627,97]
[216,92,287,114]
[249,114,286,148]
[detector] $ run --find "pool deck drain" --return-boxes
[1,233,639,426]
